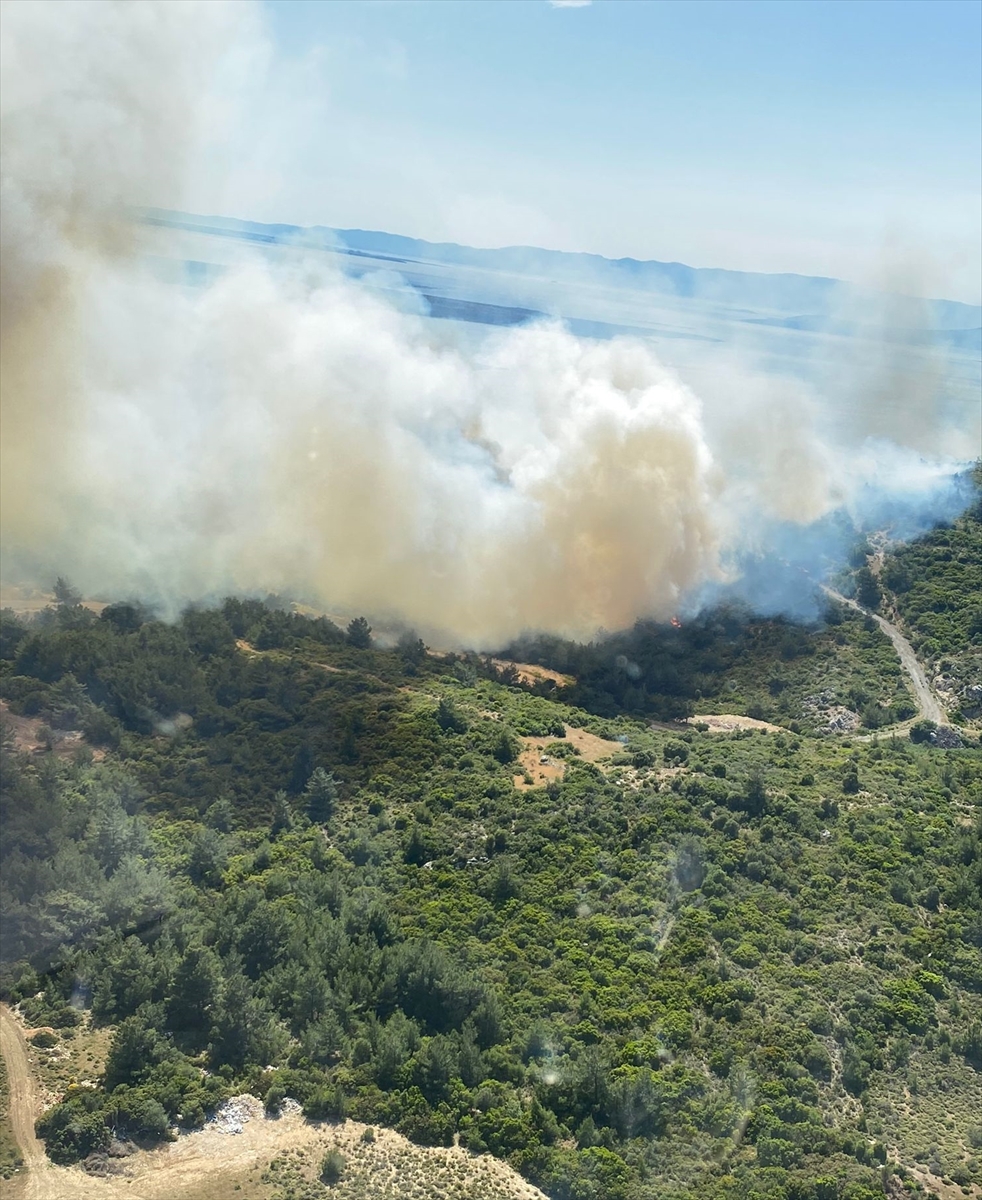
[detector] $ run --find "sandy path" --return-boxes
[0,1004,48,1198]
[822,587,945,725]
[0,1008,548,1200]
[0,1004,173,1200]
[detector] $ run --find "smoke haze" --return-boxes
[0,1,973,645]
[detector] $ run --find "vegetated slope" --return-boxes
[872,474,982,726]
[819,589,944,726]
[0,587,980,1200]
[502,601,919,735]
[0,1027,547,1200]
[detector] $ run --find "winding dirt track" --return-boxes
[0,1007,310,1200]
[0,1005,152,1200]
[822,587,945,725]
[0,1004,48,1199]
[0,1007,549,1200]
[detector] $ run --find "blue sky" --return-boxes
[236,0,982,301]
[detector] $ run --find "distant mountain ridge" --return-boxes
[142,209,981,334]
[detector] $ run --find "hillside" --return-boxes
[872,489,982,724]
[142,210,982,334]
[0,521,980,1200]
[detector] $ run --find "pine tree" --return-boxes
[346,616,372,648]
[304,767,338,823]
[271,790,294,836]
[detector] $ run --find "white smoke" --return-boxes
[6,246,724,643]
[0,1,971,645]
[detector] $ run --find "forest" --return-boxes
[0,492,980,1200]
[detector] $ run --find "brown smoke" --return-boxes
[1,0,250,580]
[0,1,726,644]
[0,2,969,644]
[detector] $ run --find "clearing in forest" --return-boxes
[513,722,622,788]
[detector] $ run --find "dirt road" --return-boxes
[822,587,945,725]
[0,1004,49,1199]
[0,1006,548,1200]
[0,1006,146,1200]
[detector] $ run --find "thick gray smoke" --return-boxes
[0,1,971,645]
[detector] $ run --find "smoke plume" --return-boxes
[0,1,971,645]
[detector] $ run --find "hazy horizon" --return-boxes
[239,0,982,305]
[1,0,979,646]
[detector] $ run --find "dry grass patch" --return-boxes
[686,713,784,734]
[16,1010,113,1107]
[489,660,574,688]
[513,723,622,789]
[12,1100,548,1200]
[260,1117,548,1200]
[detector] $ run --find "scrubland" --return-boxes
[0,495,980,1200]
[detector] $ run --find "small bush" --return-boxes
[36,1095,109,1164]
[491,730,518,764]
[264,1083,285,1115]
[304,1084,347,1121]
[320,1149,346,1185]
[663,741,689,765]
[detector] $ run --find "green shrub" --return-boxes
[36,1093,109,1164]
[264,1083,285,1115]
[663,741,689,765]
[320,1148,346,1184]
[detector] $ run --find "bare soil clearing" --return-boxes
[490,660,575,688]
[513,749,564,790]
[0,702,51,756]
[0,702,101,762]
[0,1010,547,1200]
[0,584,54,615]
[686,714,785,734]
[0,586,106,618]
[514,723,622,789]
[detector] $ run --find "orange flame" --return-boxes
[670,616,682,628]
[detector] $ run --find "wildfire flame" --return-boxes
[670,616,682,628]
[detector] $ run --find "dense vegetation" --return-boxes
[872,481,982,722]
[0,519,980,1200]
[499,603,914,733]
